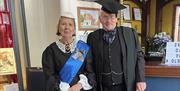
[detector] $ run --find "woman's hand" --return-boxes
[68,83,82,91]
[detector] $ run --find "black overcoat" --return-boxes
[87,26,145,91]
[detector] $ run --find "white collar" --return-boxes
[56,40,76,53]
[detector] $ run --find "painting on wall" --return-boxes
[173,5,180,41]
[133,7,141,21]
[77,7,100,31]
[123,4,131,20]
[0,48,16,75]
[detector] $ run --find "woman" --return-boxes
[42,12,96,91]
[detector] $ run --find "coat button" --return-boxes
[112,83,115,85]
[110,63,112,66]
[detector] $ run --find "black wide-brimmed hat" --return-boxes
[95,0,126,14]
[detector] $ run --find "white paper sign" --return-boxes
[165,42,180,65]
[3,83,19,91]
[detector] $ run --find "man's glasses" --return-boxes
[100,14,116,21]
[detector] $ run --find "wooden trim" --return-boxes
[172,4,180,41]
[155,0,162,33]
[145,61,180,78]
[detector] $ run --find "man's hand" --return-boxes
[68,83,82,91]
[136,82,146,91]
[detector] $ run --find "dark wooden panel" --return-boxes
[26,67,45,91]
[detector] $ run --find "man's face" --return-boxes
[99,11,117,31]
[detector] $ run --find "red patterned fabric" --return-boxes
[0,24,13,48]
[0,0,13,48]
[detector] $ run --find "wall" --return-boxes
[149,0,156,37]
[24,0,60,67]
[162,0,180,40]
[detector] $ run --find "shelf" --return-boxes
[145,61,180,78]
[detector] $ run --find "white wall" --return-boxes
[24,0,60,67]
[77,1,100,8]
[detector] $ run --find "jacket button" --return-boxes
[112,83,115,85]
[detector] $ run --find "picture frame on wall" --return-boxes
[122,4,131,21]
[77,7,100,31]
[0,48,17,75]
[133,7,141,21]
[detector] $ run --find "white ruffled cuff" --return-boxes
[78,74,92,90]
[59,81,70,91]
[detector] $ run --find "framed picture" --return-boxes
[77,7,100,31]
[173,5,180,41]
[133,7,141,21]
[122,4,131,20]
[0,48,17,75]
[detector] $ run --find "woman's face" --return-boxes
[58,17,75,39]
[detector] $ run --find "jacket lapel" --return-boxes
[117,27,128,85]
[98,29,104,72]
[117,27,126,61]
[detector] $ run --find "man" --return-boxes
[87,0,146,91]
